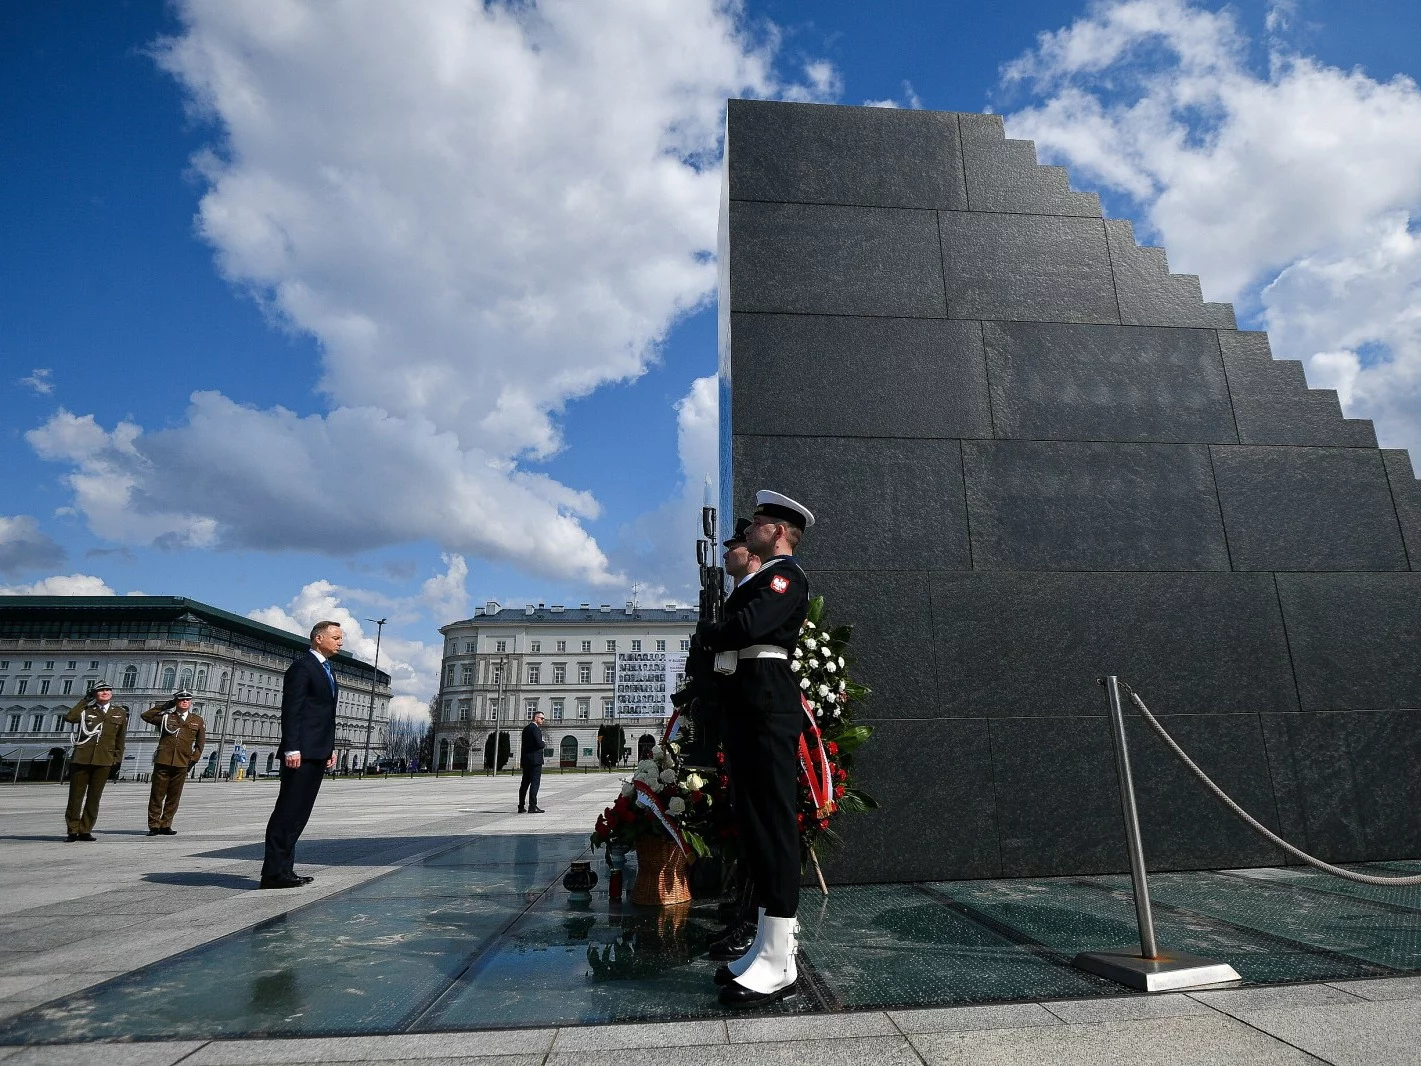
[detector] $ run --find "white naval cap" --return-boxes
[754,489,815,531]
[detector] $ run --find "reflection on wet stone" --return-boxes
[249,969,302,1018]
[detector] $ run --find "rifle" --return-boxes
[672,505,726,768]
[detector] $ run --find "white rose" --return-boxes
[636,759,657,776]
[825,661,837,673]
[808,659,820,670]
[838,657,845,669]
[668,797,686,816]
[800,678,810,690]
[793,646,803,659]
[651,745,663,759]
[817,684,830,697]
[659,768,677,785]
[685,773,705,791]
[838,680,847,692]
[790,661,801,673]
[804,639,818,652]
[833,708,842,717]
[803,620,816,630]
[703,795,713,808]
[620,781,635,798]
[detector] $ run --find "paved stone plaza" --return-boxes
[2,775,1421,1063]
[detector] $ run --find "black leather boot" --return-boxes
[706,915,757,961]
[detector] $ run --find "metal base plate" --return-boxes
[1073,950,1242,992]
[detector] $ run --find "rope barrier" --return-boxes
[1120,681,1421,887]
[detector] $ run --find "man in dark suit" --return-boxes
[260,620,343,889]
[518,710,546,813]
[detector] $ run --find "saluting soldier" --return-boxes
[62,682,129,842]
[141,688,206,836]
[696,490,814,1008]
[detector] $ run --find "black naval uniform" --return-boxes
[697,555,810,920]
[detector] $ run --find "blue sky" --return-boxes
[4,0,1420,717]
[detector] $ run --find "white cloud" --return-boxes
[0,515,66,577]
[31,1,833,584]
[17,369,53,396]
[0,573,116,596]
[998,0,1421,454]
[420,553,469,622]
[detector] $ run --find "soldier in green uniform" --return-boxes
[62,682,128,841]
[141,688,206,836]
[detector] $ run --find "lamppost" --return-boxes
[487,656,506,776]
[359,618,387,778]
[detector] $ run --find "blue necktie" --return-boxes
[322,660,335,694]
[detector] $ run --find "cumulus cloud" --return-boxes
[29,1,834,583]
[0,515,66,577]
[998,0,1421,454]
[17,369,53,396]
[0,573,116,596]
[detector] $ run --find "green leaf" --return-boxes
[841,787,879,811]
[834,724,874,753]
[806,596,825,626]
[829,624,853,645]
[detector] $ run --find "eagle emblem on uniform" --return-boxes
[770,575,790,594]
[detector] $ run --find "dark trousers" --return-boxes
[262,761,325,879]
[64,763,109,834]
[518,762,542,809]
[148,764,189,829]
[725,704,802,919]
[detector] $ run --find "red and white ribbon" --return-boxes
[799,697,836,817]
[632,779,690,856]
[661,708,682,747]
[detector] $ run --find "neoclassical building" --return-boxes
[0,596,391,781]
[434,601,698,771]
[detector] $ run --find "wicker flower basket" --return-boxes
[632,833,692,906]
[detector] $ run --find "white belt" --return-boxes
[738,645,789,660]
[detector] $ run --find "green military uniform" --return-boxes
[141,691,206,834]
[63,688,128,840]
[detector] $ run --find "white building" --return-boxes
[0,596,391,781]
[434,601,698,771]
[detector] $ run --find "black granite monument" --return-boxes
[719,98,1421,883]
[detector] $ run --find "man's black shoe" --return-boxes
[147,829,161,836]
[297,874,314,884]
[718,978,798,1008]
[159,828,177,835]
[77,833,96,842]
[517,807,526,813]
[65,833,78,842]
[528,806,546,813]
[707,919,756,961]
[259,875,307,889]
[714,964,736,986]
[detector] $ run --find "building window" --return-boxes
[603,662,615,684]
[7,715,18,732]
[581,640,592,653]
[16,680,27,695]
[0,680,5,695]
[0,660,7,669]
[526,663,541,684]
[22,661,32,670]
[122,665,138,689]
[576,698,590,720]
[551,698,564,721]
[89,661,99,670]
[656,639,666,652]
[552,663,566,684]
[447,665,456,685]
[458,699,471,722]
[630,640,641,652]
[490,662,504,684]
[31,714,44,731]
[606,640,617,652]
[67,660,77,670]
[530,641,541,653]
[681,639,691,651]
[463,641,475,654]
[220,672,229,694]
[495,640,507,652]
[44,660,55,670]
[555,640,566,652]
[442,700,451,721]
[62,679,73,695]
[460,664,474,685]
[525,698,539,720]
[180,668,194,690]
[160,666,176,690]
[602,697,615,719]
[578,663,591,684]
[196,668,208,691]
[39,680,51,695]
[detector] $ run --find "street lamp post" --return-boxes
[487,656,506,776]
[360,618,387,778]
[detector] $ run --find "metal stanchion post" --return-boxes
[1073,675,1240,992]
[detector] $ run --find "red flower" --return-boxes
[827,741,839,755]
[716,752,726,766]
[796,813,806,827]
[718,775,730,790]
[689,790,704,804]
[818,818,830,830]
[834,784,845,798]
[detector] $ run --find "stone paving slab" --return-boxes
[1042,992,1214,1025]
[183,1030,557,1063]
[545,1034,926,1066]
[2,1042,205,1066]
[1239,1001,1421,1066]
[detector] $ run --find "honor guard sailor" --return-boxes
[695,489,814,1008]
[62,682,129,841]
[141,688,207,835]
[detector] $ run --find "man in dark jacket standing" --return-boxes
[260,620,342,888]
[518,710,546,813]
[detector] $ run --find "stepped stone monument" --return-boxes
[718,98,1421,884]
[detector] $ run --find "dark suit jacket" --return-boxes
[279,651,338,760]
[521,721,545,766]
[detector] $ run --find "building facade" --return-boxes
[433,601,698,771]
[0,597,391,782]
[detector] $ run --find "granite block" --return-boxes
[958,115,1101,217]
[819,719,1001,883]
[962,441,1230,572]
[727,201,946,317]
[545,1037,924,1066]
[551,1019,726,1050]
[1220,331,1378,448]
[1275,573,1421,711]
[1044,993,1213,1024]
[726,1013,896,1043]
[1236,1001,1421,1066]
[731,436,970,571]
[887,1002,1061,1033]
[929,572,1298,718]
[987,716,1126,877]
[727,98,967,210]
[1382,449,1421,569]
[803,571,940,721]
[1105,220,1236,328]
[730,314,992,439]
[1192,985,1365,1013]
[1123,712,1286,870]
[983,321,1238,444]
[1332,976,1421,1002]
[939,212,1119,324]
[1211,446,1407,572]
